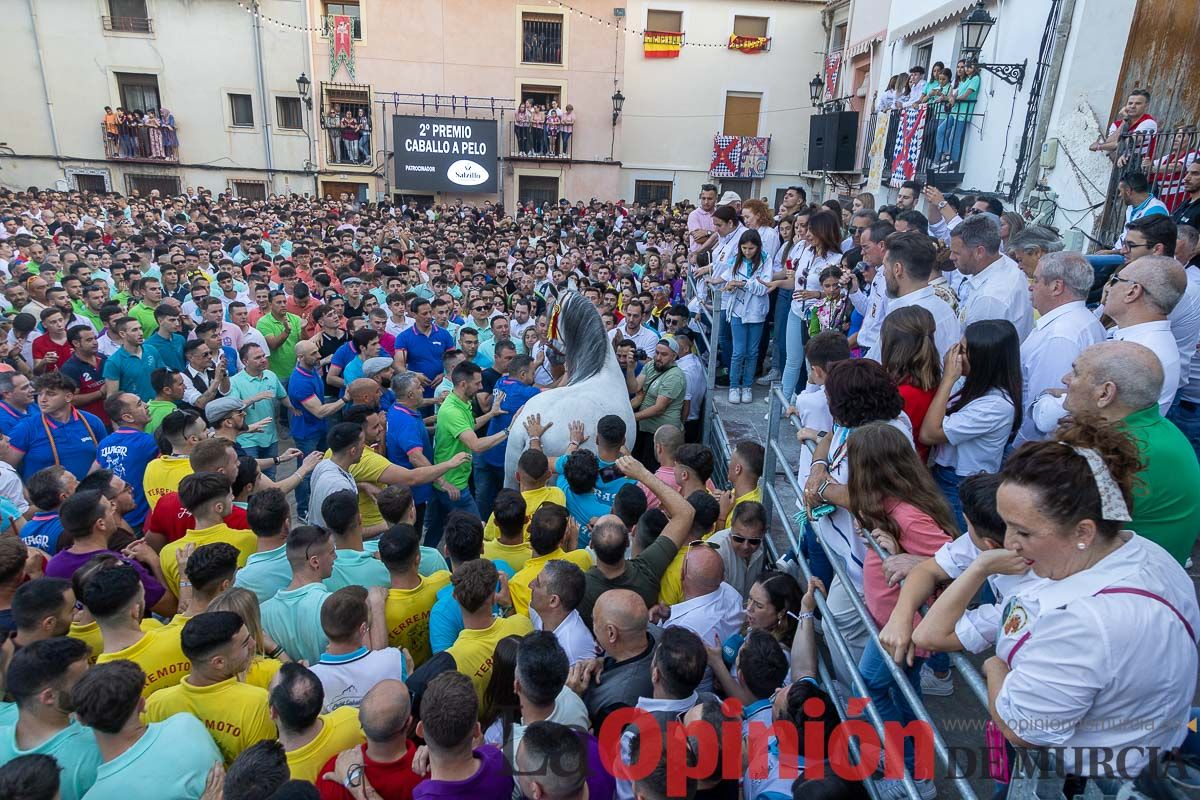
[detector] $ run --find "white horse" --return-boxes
[504,291,637,487]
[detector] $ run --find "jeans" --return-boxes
[1168,399,1200,465]
[780,309,809,402]
[932,463,966,534]
[516,126,529,152]
[717,310,734,375]
[559,131,571,154]
[243,442,279,480]
[859,639,925,774]
[473,462,505,525]
[827,577,870,686]
[935,117,967,165]
[729,318,765,389]
[291,433,327,523]
[801,518,834,589]
[424,484,479,548]
[773,288,793,376]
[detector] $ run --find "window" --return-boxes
[69,170,110,194]
[523,12,563,65]
[720,179,752,200]
[115,73,160,115]
[914,40,933,72]
[277,97,304,130]
[774,187,789,211]
[634,180,673,206]
[126,174,181,197]
[517,176,559,207]
[232,181,267,201]
[732,15,769,38]
[519,84,561,109]
[105,0,151,32]
[646,9,682,32]
[322,1,362,39]
[321,84,372,165]
[832,22,848,50]
[723,92,761,137]
[229,94,254,128]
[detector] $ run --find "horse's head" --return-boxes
[552,291,613,385]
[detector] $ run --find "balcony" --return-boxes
[102,15,152,33]
[101,123,178,164]
[509,120,574,161]
[321,114,374,168]
[860,106,985,190]
[1095,124,1200,247]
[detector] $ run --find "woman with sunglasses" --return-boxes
[706,569,802,702]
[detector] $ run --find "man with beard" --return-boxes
[876,231,961,360]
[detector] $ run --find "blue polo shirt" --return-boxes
[21,511,64,553]
[96,426,160,527]
[287,366,328,442]
[396,324,455,388]
[103,346,160,402]
[482,377,540,469]
[0,402,31,437]
[555,454,632,508]
[386,403,434,505]
[143,332,185,372]
[10,409,104,480]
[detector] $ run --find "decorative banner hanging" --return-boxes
[329,15,356,81]
[889,107,928,188]
[737,136,770,178]
[710,135,771,178]
[866,109,892,194]
[728,35,770,53]
[643,30,683,58]
[824,52,843,101]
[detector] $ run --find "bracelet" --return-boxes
[266,645,284,659]
[809,459,830,470]
[273,456,280,465]
[179,581,192,588]
[817,479,831,502]
[529,436,541,443]
[797,611,816,621]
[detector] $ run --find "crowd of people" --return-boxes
[0,146,1194,800]
[874,60,980,171]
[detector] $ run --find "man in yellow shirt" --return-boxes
[269,661,365,782]
[446,558,533,703]
[723,441,764,528]
[161,473,257,597]
[508,504,592,616]
[377,522,450,667]
[142,409,207,510]
[654,491,723,606]
[483,450,566,541]
[145,610,277,764]
[482,489,533,571]
[82,563,190,697]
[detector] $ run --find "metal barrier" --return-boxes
[1095,124,1200,249]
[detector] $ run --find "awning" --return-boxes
[846,30,885,58]
[889,0,979,42]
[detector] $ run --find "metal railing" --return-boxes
[861,107,987,185]
[101,122,178,163]
[102,15,152,33]
[1096,124,1200,248]
[522,18,563,64]
[509,120,574,160]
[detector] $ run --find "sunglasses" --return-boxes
[688,540,720,551]
[731,534,763,547]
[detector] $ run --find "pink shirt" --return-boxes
[641,466,681,510]
[863,499,953,631]
[686,207,715,252]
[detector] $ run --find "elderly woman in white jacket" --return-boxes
[712,228,773,404]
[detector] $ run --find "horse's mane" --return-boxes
[557,291,611,385]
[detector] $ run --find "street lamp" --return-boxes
[611,89,625,125]
[957,2,1027,89]
[296,72,312,109]
[295,73,315,176]
[809,74,825,106]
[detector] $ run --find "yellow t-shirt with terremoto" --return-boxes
[160,522,257,596]
[142,455,194,511]
[508,548,594,617]
[70,617,162,664]
[284,706,365,782]
[447,614,534,704]
[144,676,278,764]
[96,624,190,698]
[384,570,451,668]
[483,485,567,541]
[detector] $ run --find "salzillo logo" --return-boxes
[447,159,489,187]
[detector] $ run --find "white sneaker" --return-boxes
[756,369,780,386]
[740,387,753,403]
[728,388,741,404]
[920,663,954,697]
[875,777,937,800]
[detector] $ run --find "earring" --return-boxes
[1077,542,1087,550]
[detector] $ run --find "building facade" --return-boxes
[3,0,313,199]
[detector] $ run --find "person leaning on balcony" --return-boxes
[559,104,575,155]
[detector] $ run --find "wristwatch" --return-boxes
[937,200,948,209]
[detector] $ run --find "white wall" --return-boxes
[618,0,826,202]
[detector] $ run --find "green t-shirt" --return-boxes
[256,312,303,376]
[434,392,475,489]
[951,74,981,120]
[146,399,177,433]
[1119,405,1200,565]
[325,549,391,591]
[128,301,159,336]
[0,720,103,800]
[637,363,687,434]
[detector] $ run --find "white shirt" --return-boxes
[385,315,413,338]
[666,582,745,649]
[676,353,706,422]
[238,325,270,356]
[995,533,1199,776]
[0,462,27,513]
[849,269,888,352]
[1111,319,1180,414]
[532,608,597,666]
[486,685,591,753]
[933,387,1015,476]
[958,254,1034,341]
[790,250,843,319]
[616,693,699,800]
[883,285,962,360]
[1168,266,1200,399]
[511,317,535,341]
[714,256,773,323]
[1016,301,1107,444]
[310,646,406,713]
[929,214,963,247]
[607,321,660,353]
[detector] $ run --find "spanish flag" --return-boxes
[728,35,770,53]
[644,30,683,58]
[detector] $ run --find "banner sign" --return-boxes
[889,107,928,188]
[866,110,891,194]
[393,116,498,193]
[329,15,355,81]
[824,52,842,101]
[644,30,683,58]
[728,35,770,53]
[710,135,771,178]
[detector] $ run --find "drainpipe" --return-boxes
[302,10,318,196]
[1019,0,1078,206]
[26,0,63,168]
[251,1,276,189]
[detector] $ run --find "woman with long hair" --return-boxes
[777,209,844,399]
[880,306,942,462]
[920,319,1022,531]
[847,422,955,796]
[481,635,524,746]
[852,191,876,214]
[999,211,1026,254]
[717,229,772,403]
[209,586,291,690]
[759,214,798,387]
[709,571,803,702]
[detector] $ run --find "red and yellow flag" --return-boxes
[644,30,683,58]
[728,35,770,53]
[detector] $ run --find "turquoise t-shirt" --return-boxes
[233,544,291,604]
[261,581,331,664]
[0,720,103,800]
[82,713,220,800]
[230,369,287,449]
[325,549,391,591]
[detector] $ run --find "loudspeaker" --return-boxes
[807,111,860,172]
